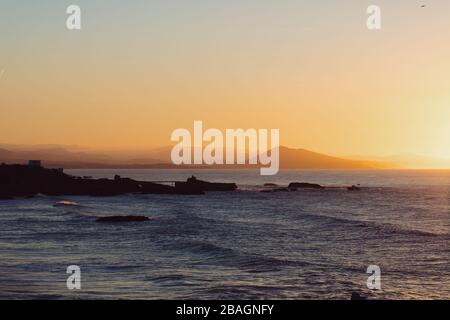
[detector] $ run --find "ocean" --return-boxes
[0,169,449,299]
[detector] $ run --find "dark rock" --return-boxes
[0,164,181,197]
[140,181,182,194]
[0,165,238,198]
[175,176,237,192]
[348,185,361,191]
[264,183,278,187]
[288,182,324,189]
[96,215,150,223]
[172,183,205,195]
[350,292,366,300]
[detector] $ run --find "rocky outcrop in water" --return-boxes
[175,176,237,192]
[96,215,150,223]
[0,164,230,198]
[288,182,324,189]
[263,183,278,187]
[350,292,366,300]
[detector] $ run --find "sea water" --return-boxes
[0,169,448,299]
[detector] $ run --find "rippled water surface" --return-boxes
[0,170,449,299]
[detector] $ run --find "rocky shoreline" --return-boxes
[0,164,236,199]
[0,164,362,200]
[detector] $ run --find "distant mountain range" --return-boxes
[0,144,396,169]
[0,145,165,168]
[278,147,395,169]
[1,144,446,169]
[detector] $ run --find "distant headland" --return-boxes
[0,161,371,201]
[0,162,237,199]
[0,145,397,169]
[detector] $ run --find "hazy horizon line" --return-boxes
[2,142,450,160]
[1,142,450,170]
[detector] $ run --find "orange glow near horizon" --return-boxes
[1,1,450,164]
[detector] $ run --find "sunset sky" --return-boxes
[1,0,449,159]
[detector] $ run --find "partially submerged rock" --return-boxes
[288,182,324,189]
[350,292,366,300]
[175,176,237,192]
[0,165,237,198]
[263,183,278,187]
[96,215,150,223]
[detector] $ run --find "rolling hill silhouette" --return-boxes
[278,146,394,169]
[0,145,395,169]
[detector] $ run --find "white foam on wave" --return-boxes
[53,200,80,207]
